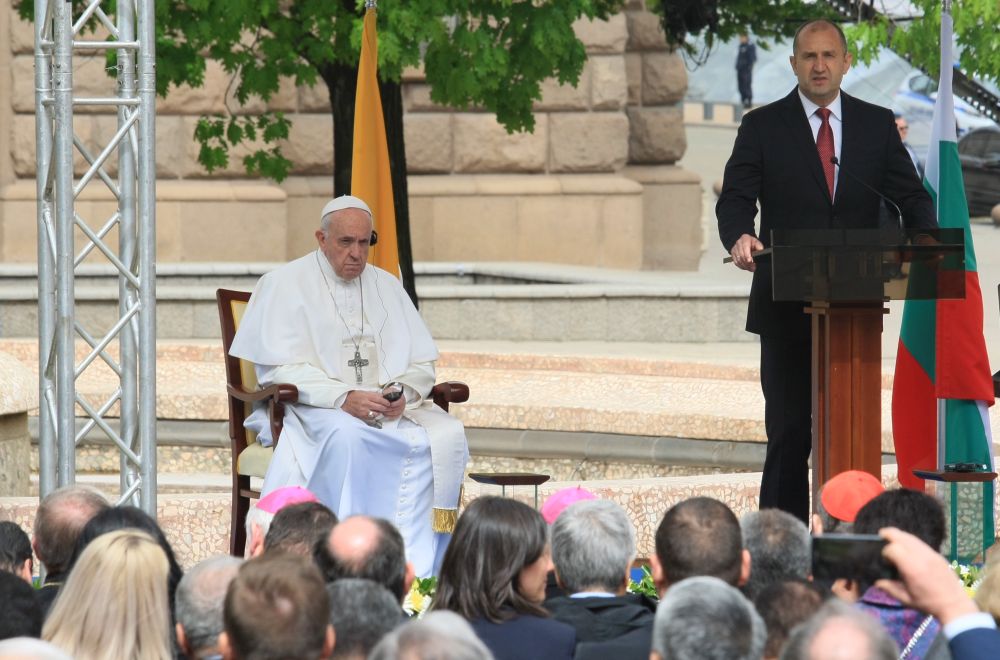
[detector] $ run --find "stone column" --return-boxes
[621,1,704,270]
[0,352,37,496]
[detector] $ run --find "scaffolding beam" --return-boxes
[34,0,157,515]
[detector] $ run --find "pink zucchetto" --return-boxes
[256,486,319,515]
[541,486,598,524]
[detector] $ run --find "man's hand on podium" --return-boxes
[730,234,765,272]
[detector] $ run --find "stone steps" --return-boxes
[3,335,933,478]
[0,262,752,342]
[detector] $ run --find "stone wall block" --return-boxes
[626,11,669,52]
[642,51,687,105]
[281,113,335,176]
[299,83,331,112]
[11,56,34,113]
[535,63,591,111]
[627,106,686,164]
[404,114,453,174]
[625,53,643,106]
[11,114,95,176]
[403,84,450,113]
[590,56,627,110]
[573,14,628,54]
[453,115,547,173]
[549,113,629,172]
[155,115,188,179]
[9,8,34,54]
[157,60,229,115]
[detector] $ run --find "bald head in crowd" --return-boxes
[651,497,750,594]
[314,515,413,603]
[33,485,109,577]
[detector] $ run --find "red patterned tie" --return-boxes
[816,107,835,198]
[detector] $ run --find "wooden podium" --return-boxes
[769,228,965,508]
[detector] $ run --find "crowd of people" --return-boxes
[0,474,998,660]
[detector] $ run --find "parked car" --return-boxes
[957,127,1000,216]
[893,71,998,157]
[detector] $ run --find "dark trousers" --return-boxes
[759,332,812,522]
[737,68,753,106]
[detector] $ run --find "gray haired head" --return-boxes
[368,611,493,660]
[780,599,898,660]
[327,578,404,658]
[175,555,243,654]
[551,499,635,594]
[651,576,766,660]
[740,509,811,600]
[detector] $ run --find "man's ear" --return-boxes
[553,566,565,590]
[175,623,190,656]
[650,652,663,660]
[403,562,415,601]
[322,624,336,659]
[649,554,666,595]
[19,558,32,585]
[218,632,234,660]
[738,549,752,587]
[248,523,265,558]
[31,538,43,565]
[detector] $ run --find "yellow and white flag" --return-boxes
[351,3,399,276]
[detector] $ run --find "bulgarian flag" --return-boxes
[892,7,995,497]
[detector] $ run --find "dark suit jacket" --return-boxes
[545,594,655,660]
[948,626,1000,660]
[470,613,576,660]
[716,88,936,337]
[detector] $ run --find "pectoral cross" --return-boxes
[348,349,369,385]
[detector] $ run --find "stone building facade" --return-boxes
[0,0,702,270]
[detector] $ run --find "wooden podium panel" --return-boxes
[808,301,885,503]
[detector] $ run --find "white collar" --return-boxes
[798,89,842,122]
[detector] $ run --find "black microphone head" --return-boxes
[830,156,839,166]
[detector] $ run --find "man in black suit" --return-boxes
[717,19,936,522]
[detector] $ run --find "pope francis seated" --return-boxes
[230,195,468,576]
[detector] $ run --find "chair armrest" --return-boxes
[227,383,299,446]
[228,383,299,404]
[430,381,470,412]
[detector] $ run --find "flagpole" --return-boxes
[935,0,952,472]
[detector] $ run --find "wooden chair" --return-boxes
[217,288,470,556]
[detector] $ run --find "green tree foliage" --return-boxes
[19,0,622,180]
[845,0,1000,85]
[652,0,1000,89]
[647,0,831,60]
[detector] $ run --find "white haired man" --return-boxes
[230,195,468,576]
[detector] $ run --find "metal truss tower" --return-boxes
[33,0,157,513]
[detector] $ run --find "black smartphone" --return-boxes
[811,533,899,583]
[382,382,403,402]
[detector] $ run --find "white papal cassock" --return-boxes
[229,250,469,576]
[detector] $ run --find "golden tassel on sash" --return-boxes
[432,507,458,533]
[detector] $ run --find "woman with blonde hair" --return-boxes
[43,528,173,660]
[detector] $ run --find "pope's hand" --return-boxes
[731,233,764,272]
[382,395,405,420]
[343,390,393,421]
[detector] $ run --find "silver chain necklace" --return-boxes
[316,251,368,384]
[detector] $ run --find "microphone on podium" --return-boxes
[830,156,904,231]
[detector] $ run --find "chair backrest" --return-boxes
[217,288,259,447]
